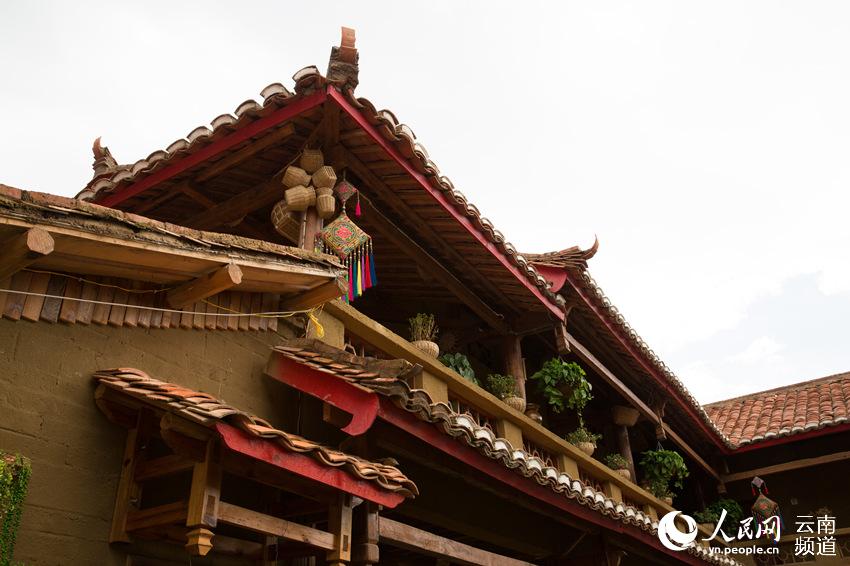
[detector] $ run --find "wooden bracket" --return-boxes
[327,493,354,566]
[167,263,242,309]
[279,278,348,312]
[185,439,222,556]
[0,227,54,280]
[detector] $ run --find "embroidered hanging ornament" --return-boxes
[319,210,377,302]
[334,179,361,217]
[751,476,783,538]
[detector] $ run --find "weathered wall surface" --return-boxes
[0,319,296,565]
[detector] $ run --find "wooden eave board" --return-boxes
[0,221,340,295]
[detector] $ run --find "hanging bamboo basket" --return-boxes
[271,200,300,242]
[312,166,337,189]
[282,166,311,188]
[300,149,324,173]
[316,194,336,219]
[315,186,334,197]
[284,185,316,211]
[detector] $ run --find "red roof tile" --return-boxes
[704,372,850,447]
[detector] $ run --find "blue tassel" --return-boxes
[369,249,377,285]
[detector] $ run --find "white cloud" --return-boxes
[729,337,785,365]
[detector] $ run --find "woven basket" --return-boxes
[271,200,301,242]
[315,186,334,197]
[284,185,316,211]
[312,166,337,189]
[300,149,324,173]
[282,166,311,188]
[316,194,336,219]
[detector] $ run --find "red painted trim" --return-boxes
[96,90,328,208]
[730,422,850,453]
[327,87,565,321]
[534,265,568,293]
[265,352,379,435]
[564,274,728,452]
[375,399,709,565]
[215,422,404,508]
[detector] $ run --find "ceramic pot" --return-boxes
[662,496,674,506]
[577,442,596,457]
[524,403,543,424]
[411,340,439,358]
[503,395,526,412]
[615,468,631,481]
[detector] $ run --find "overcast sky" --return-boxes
[2,2,848,403]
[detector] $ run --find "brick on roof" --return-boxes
[704,371,850,447]
[93,368,418,498]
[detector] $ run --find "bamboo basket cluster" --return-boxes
[280,149,337,219]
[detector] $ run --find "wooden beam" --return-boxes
[196,123,295,182]
[184,178,282,231]
[360,196,509,333]
[109,425,141,543]
[0,227,54,279]
[327,494,353,566]
[279,278,347,312]
[723,449,850,483]
[379,517,536,566]
[167,263,242,309]
[134,454,195,482]
[338,146,519,315]
[126,501,189,532]
[185,439,222,556]
[217,501,336,550]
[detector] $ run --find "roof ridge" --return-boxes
[704,370,850,407]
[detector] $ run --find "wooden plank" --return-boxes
[110,426,141,543]
[167,263,243,309]
[192,300,206,330]
[39,274,66,323]
[21,271,50,322]
[149,295,164,328]
[137,292,153,328]
[3,271,31,320]
[279,279,347,312]
[185,178,283,231]
[379,517,536,566]
[134,454,195,482]
[326,494,353,566]
[91,279,115,325]
[124,287,141,327]
[127,501,188,532]
[108,287,129,327]
[196,123,295,182]
[217,502,335,551]
[227,293,241,331]
[0,227,54,280]
[724,449,850,483]
[76,280,98,324]
[204,294,218,329]
[248,293,262,331]
[58,277,81,324]
[0,277,10,316]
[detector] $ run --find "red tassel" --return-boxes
[355,192,361,217]
[752,486,756,496]
[764,486,769,495]
[363,248,372,289]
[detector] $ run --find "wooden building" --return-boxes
[0,29,847,566]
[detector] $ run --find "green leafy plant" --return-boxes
[529,359,592,417]
[439,353,478,385]
[603,453,629,471]
[693,508,720,524]
[408,313,438,342]
[639,449,689,498]
[703,498,744,526]
[484,373,516,400]
[0,452,31,565]
[566,426,602,445]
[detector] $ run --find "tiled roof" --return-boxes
[76,67,565,311]
[524,237,599,270]
[272,340,735,565]
[0,184,341,269]
[92,368,418,498]
[704,372,850,447]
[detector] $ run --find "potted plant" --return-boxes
[566,427,602,457]
[409,313,439,357]
[695,498,744,531]
[438,352,478,385]
[639,449,689,505]
[484,373,524,412]
[529,359,592,416]
[524,403,543,423]
[693,508,720,532]
[603,453,631,480]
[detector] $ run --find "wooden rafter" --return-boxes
[0,227,54,280]
[195,123,295,183]
[279,278,346,312]
[166,263,243,309]
[359,196,509,333]
[723,449,850,483]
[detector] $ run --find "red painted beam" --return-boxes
[730,422,850,454]
[327,87,565,321]
[215,422,404,508]
[534,265,568,293]
[375,398,710,565]
[265,351,379,436]
[96,90,328,208]
[564,273,729,452]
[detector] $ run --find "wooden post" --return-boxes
[352,502,379,565]
[502,335,526,400]
[611,406,639,481]
[304,207,321,251]
[327,493,354,566]
[185,439,222,556]
[109,426,141,543]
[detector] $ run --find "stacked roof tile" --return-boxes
[93,368,418,498]
[704,372,850,447]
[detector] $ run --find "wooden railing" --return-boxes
[325,300,719,538]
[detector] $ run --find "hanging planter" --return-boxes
[408,313,439,357]
[603,453,631,481]
[566,427,602,457]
